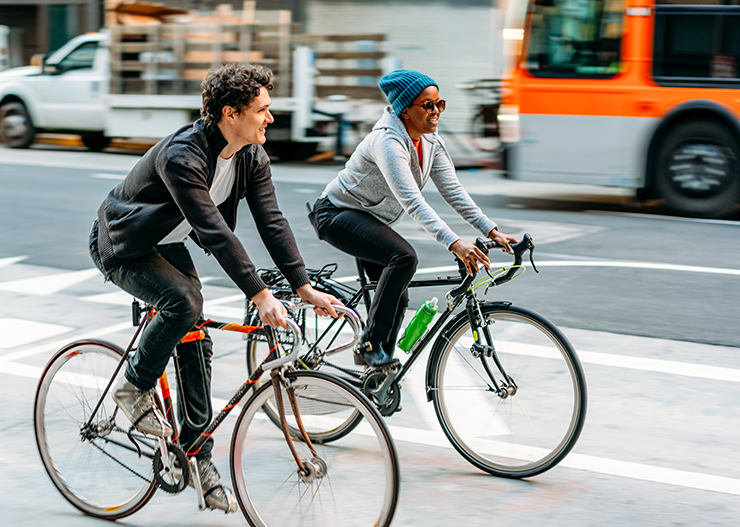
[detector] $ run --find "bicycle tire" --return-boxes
[245,288,364,443]
[429,304,587,478]
[34,340,158,519]
[468,108,499,153]
[230,370,399,527]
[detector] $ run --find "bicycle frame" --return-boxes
[84,301,361,470]
[298,234,537,395]
[80,305,272,462]
[304,261,468,389]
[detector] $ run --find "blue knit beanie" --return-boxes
[379,70,438,117]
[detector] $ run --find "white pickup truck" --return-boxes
[0,30,363,155]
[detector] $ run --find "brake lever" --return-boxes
[529,247,539,273]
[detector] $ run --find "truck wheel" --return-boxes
[81,134,111,152]
[0,102,35,148]
[654,119,740,218]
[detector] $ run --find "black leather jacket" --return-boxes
[96,119,309,298]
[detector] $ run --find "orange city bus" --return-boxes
[498,0,740,218]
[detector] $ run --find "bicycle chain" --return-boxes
[321,360,364,378]
[88,434,153,483]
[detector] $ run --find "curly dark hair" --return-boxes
[200,63,273,125]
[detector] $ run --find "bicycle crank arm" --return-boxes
[369,370,399,407]
[189,456,207,511]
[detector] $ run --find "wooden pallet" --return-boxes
[108,3,292,96]
[293,33,388,101]
[107,3,389,102]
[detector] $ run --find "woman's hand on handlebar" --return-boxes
[252,288,290,329]
[297,283,341,318]
[450,239,490,275]
[488,228,518,254]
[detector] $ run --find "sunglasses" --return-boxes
[411,99,446,114]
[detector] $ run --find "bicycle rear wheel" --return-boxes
[34,340,157,519]
[231,370,399,527]
[245,296,364,443]
[430,304,587,478]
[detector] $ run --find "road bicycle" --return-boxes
[245,233,587,479]
[33,302,399,526]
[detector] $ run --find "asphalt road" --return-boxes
[1,145,739,526]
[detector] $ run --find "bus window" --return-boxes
[654,5,740,84]
[524,0,624,77]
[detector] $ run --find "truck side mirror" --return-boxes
[30,53,45,67]
[43,61,63,75]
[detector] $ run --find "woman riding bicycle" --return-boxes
[309,69,517,368]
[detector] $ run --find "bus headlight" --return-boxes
[498,105,520,143]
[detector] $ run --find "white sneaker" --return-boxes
[111,377,172,437]
[191,458,238,513]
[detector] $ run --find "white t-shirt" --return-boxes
[159,154,236,245]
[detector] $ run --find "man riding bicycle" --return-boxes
[89,63,339,513]
[309,69,516,368]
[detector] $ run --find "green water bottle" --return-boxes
[398,297,438,352]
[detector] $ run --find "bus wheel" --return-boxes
[655,120,740,218]
[0,102,35,148]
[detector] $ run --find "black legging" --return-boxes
[311,197,417,354]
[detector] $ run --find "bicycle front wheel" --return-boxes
[430,304,587,478]
[231,370,399,527]
[34,340,157,519]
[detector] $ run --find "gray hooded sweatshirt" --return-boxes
[323,106,497,249]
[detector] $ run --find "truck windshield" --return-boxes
[53,41,98,71]
[524,0,624,77]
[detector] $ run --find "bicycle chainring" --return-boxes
[362,371,401,417]
[152,442,189,494]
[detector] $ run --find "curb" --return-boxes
[34,134,156,151]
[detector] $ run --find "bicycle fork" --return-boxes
[466,298,518,398]
[270,370,328,484]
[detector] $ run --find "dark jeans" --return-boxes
[310,197,417,353]
[89,221,213,460]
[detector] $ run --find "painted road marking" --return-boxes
[91,173,126,180]
[82,291,245,319]
[586,210,740,226]
[334,259,740,283]
[0,256,27,269]
[0,321,131,362]
[367,422,740,497]
[0,268,100,295]
[454,336,740,383]
[0,318,73,349]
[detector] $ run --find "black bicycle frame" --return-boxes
[304,261,469,386]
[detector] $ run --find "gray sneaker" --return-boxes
[111,377,172,438]
[191,459,238,513]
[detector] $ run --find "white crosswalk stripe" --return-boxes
[0,268,100,295]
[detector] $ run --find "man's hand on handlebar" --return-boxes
[450,239,490,275]
[252,288,290,329]
[488,228,518,254]
[297,283,341,318]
